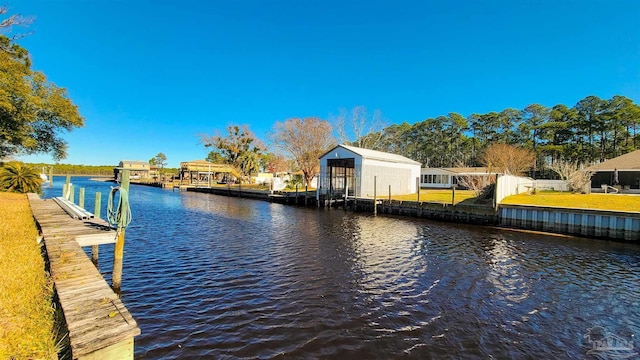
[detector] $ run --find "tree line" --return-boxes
[360,95,639,172]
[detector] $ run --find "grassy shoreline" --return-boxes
[0,192,58,359]
[501,191,640,212]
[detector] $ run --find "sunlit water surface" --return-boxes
[43,178,640,359]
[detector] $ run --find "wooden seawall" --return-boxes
[28,194,140,359]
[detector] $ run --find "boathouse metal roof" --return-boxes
[586,150,640,171]
[321,144,421,165]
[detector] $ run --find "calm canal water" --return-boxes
[44,177,640,359]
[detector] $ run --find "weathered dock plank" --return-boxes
[28,194,140,359]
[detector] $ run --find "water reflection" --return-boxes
[483,235,531,303]
[180,192,257,220]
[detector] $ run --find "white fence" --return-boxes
[533,179,571,192]
[495,175,572,204]
[495,175,534,204]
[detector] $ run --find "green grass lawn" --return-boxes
[501,191,640,212]
[392,189,477,205]
[0,192,59,359]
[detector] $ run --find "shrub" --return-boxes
[0,161,44,194]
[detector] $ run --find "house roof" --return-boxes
[421,167,493,175]
[586,150,640,171]
[322,144,421,165]
[444,167,492,174]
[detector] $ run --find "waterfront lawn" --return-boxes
[501,191,640,212]
[392,189,477,205]
[0,192,58,359]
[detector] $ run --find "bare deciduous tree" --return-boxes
[549,159,595,193]
[479,143,535,175]
[270,117,336,187]
[261,153,290,173]
[453,161,494,197]
[1,6,34,48]
[333,106,386,149]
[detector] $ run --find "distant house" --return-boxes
[114,160,150,181]
[179,160,240,185]
[149,165,159,180]
[587,150,640,191]
[420,167,494,189]
[318,144,421,197]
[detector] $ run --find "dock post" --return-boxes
[373,176,377,215]
[79,188,85,209]
[353,176,357,212]
[112,170,130,293]
[305,185,308,206]
[92,192,102,265]
[344,183,348,210]
[63,175,71,198]
[48,166,53,188]
[69,184,75,204]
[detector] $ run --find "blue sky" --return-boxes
[11,0,640,168]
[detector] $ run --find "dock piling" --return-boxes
[92,192,102,265]
[112,170,130,293]
[373,176,377,215]
[79,188,85,208]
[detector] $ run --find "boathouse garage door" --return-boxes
[327,158,355,197]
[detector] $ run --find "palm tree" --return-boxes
[0,162,43,194]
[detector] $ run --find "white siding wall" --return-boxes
[361,159,419,196]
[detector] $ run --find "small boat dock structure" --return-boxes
[27,194,140,359]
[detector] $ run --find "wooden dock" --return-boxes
[28,194,140,359]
